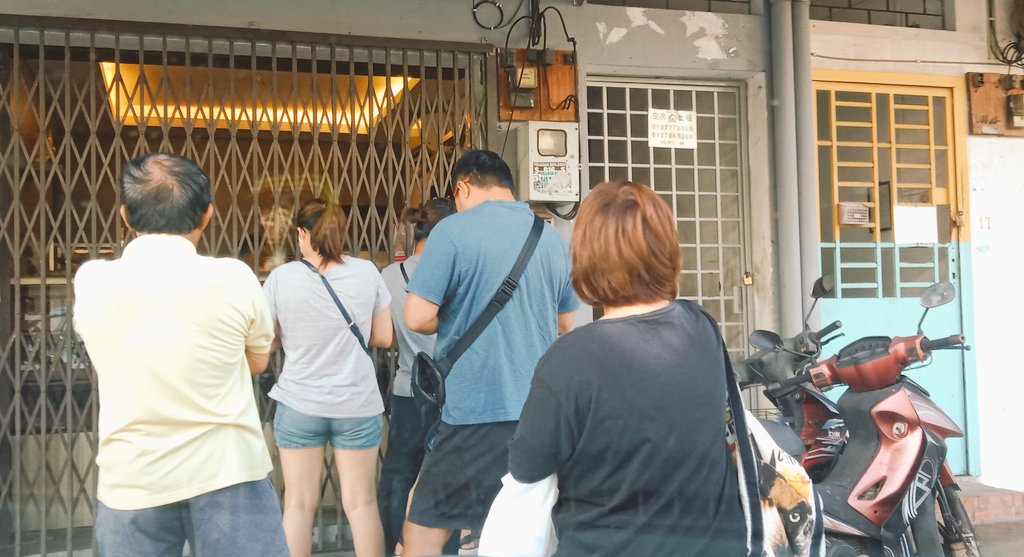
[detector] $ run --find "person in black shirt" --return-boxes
[507,181,747,557]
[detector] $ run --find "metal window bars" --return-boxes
[585,80,751,360]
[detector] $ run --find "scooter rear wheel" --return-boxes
[825,535,878,557]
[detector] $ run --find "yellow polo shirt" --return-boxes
[73,234,274,510]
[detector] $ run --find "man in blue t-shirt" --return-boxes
[402,149,579,556]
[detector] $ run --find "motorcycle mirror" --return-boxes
[802,276,835,332]
[749,330,785,352]
[920,281,956,309]
[810,275,835,299]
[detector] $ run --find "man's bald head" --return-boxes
[120,153,212,235]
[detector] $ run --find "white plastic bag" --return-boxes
[477,472,559,557]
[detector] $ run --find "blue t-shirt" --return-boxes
[406,201,579,425]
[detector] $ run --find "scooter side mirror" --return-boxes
[811,275,835,299]
[749,330,785,352]
[920,281,955,309]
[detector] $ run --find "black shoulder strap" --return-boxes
[400,261,410,284]
[685,300,765,556]
[300,259,371,355]
[436,215,545,374]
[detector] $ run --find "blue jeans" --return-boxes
[95,477,287,557]
[378,395,459,554]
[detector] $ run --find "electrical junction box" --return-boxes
[1009,91,1024,127]
[516,121,580,203]
[515,67,538,89]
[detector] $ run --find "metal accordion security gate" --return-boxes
[0,16,488,555]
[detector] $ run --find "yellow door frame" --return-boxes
[812,69,970,243]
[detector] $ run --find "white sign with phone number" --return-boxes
[648,109,696,149]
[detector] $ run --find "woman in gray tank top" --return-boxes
[376,198,456,556]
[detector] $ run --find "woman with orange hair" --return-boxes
[507,182,746,556]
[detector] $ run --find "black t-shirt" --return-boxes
[508,301,746,557]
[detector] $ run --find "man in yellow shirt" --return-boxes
[73,153,287,557]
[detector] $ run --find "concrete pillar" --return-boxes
[769,0,803,334]
[793,0,821,322]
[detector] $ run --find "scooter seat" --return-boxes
[757,418,805,459]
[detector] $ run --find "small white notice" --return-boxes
[893,205,939,245]
[648,109,697,149]
[530,162,575,201]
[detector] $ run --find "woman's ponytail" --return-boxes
[402,198,455,242]
[296,199,348,267]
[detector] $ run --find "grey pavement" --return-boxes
[16,521,1022,556]
[317,522,1024,557]
[974,519,1024,557]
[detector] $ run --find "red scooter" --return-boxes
[754,281,979,557]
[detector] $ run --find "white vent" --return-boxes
[839,202,871,226]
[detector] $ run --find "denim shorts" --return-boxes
[273,403,383,450]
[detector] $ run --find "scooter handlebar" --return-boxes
[764,373,812,398]
[814,320,842,341]
[921,334,965,352]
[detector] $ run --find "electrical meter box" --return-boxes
[516,121,580,203]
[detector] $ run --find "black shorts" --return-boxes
[407,420,518,531]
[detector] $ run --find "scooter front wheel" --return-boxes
[939,485,981,557]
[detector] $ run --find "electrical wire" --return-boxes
[998,41,1024,67]
[472,0,503,30]
[540,6,579,117]
[471,0,527,31]
[988,0,1024,68]
[529,0,543,47]
[810,0,1023,70]
[539,8,582,220]
[496,3,582,220]
[545,201,579,220]
[542,6,574,46]
[503,0,528,26]
[811,51,1022,68]
[499,15,534,159]
[504,14,533,54]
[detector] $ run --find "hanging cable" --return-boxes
[472,0,503,30]
[988,0,1024,67]
[471,0,527,30]
[545,201,579,220]
[542,6,575,47]
[499,15,534,159]
[540,6,579,117]
[529,0,544,47]
[539,6,582,219]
